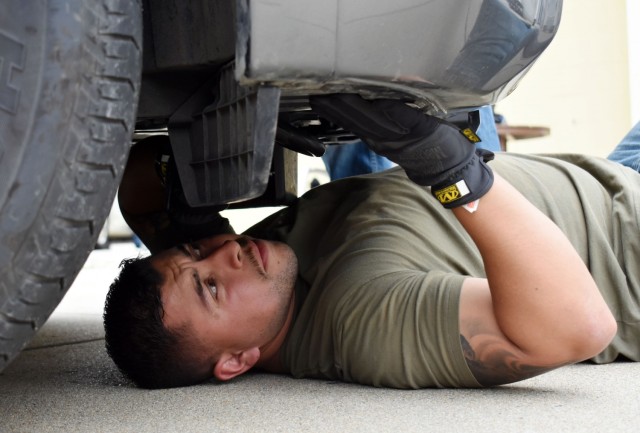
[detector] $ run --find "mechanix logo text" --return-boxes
[434,180,470,204]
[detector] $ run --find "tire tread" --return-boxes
[0,0,142,370]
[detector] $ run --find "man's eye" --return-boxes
[207,280,217,299]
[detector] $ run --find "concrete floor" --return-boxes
[1,243,640,433]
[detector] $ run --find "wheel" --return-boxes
[0,0,142,371]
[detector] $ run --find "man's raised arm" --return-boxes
[311,94,617,386]
[453,174,615,385]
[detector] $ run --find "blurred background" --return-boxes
[494,0,639,156]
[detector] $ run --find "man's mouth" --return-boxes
[237,236,267,276]
[254,239,268,272]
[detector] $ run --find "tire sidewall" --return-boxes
[0,0,142,369]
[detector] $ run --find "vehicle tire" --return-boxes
[0,0,142,371]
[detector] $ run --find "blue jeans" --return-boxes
[322,106,501,181]
[322,140,394,181]
[476,105,501,152]
[607,121,640,172]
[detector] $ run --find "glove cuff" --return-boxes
[430,149,495,209]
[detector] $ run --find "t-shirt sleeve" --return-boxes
[329,262,481,389]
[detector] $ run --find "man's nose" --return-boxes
[219,239,243,269]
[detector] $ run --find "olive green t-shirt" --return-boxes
[247,152,640,388]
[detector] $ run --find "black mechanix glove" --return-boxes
[310,94,494,208]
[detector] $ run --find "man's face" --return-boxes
[151,234,298,365]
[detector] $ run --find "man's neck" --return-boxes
[255,292,296,373]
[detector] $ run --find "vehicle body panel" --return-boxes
[238,0,562,114]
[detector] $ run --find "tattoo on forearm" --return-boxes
[460,334,561,387]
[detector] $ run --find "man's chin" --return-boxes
[277,243,298,297]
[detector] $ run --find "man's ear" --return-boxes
[213,347,260,381]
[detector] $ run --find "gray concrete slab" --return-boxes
[1,244,640,433]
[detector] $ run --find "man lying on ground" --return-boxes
[104,94,640,389]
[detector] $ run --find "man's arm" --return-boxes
[119,136,234,253]
[118,136,177,253]
[310,94,616,386]
[456,175,616,386]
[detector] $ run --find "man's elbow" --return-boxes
[571,309,617,362]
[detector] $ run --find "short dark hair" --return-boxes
[103,257,211,388]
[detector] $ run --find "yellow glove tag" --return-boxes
[433,180,470,205]
[461,128,481,143]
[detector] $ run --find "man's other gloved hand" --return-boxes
[310,94,494,208]
[154,141,234,240]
